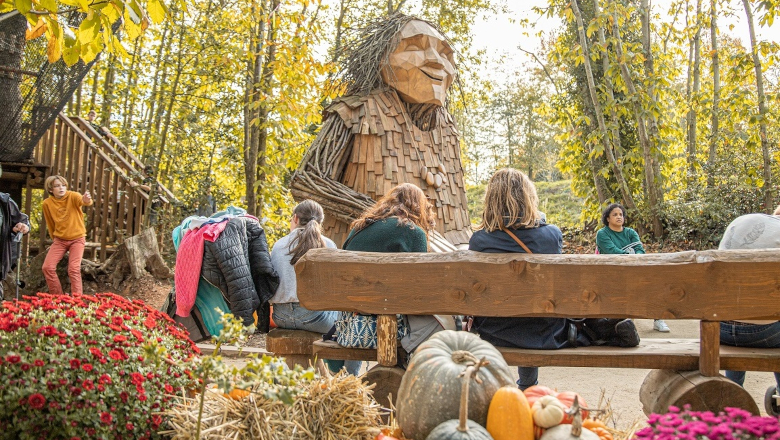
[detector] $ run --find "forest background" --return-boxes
[5,0,779,251]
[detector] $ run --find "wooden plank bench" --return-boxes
[295,248,780,415]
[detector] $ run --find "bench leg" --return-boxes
[640,369,759,415]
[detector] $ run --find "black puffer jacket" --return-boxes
[1,193,30,284]
[201,217,279,327]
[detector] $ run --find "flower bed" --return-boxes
[0,293,199,439]
[635,406,780,440]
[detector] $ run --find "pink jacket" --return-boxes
[175,221,229,317]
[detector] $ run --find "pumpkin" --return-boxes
[581,420,612,440]
[397,331,514,440]
[223,388,251,400]
[532,395,566,428]
[486,386,534,440]
[539,398,598,440]
[425,361,495,440]
[524,386,589,423]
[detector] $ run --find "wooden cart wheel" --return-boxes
[765,385,780,416]
[640,369,759,415]
[362,365,405,422]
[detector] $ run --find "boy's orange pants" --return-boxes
[42,237,86,295]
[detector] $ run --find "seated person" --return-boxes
[469,168,640,390]
[718,207,780,413]
[270,200,361,375]
[335,183,446,365]
[596,203,670,333]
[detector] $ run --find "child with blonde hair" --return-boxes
[42,175,93,294]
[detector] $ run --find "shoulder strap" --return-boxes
[502,228,533,254]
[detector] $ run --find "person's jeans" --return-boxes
[272,302,362,376]
[517,367,538,390]
[42,237,86,295]
[720,321,780,391]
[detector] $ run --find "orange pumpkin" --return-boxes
[223,388,251,400]
[582,419,613,440]
[523,386,589,423]
[486,386,534,440]
[375,427,403,440]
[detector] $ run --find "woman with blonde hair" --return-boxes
[469,168,639,390]
[334,183,444,365]
[270,199,361,375]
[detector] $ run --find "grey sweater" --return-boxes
[270,229,336,304]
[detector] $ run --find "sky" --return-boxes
[470,0,774,83]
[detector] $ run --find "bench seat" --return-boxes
[314,338,780,371]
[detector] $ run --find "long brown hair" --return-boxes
[288,200,327,265]
[350,183,435,234]
[477,168,541,232]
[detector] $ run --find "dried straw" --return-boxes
[593,389,646,440]
[162,373,382,440]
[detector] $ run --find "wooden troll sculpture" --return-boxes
[291,14,471,250]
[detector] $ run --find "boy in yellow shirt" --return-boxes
[42,175,93,294]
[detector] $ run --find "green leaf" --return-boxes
[14,0,31,14]
[36,0,57,12]
[78,14,101,45]
[62,38,81,66]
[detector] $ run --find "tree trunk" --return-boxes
[605,0,664,237]
[122,35,144,136]
[253,0,279,219]
[99,54,116,129]
[243,0,268,216]
[571,0,637,211]
[640,0,663,196]
[88,66,100,112]
[707,0,720,187]
[742,0,773,211]
[154,23,185,183]
[140,19,171,160]
[333,0,348,62]
[686,0,702,178]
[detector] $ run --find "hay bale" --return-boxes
[163,373,382,440]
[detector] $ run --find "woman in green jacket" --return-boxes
[596,203,670,332]
[335,183,446,363]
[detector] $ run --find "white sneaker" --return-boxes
[653,319,671,332]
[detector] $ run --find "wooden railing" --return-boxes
[27,113,177,261]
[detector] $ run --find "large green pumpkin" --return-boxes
[396,330,514,440]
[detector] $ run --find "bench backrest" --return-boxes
[296,248,780,321]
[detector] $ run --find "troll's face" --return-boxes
[380,20,455,106]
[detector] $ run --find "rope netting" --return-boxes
[0,12,96,162]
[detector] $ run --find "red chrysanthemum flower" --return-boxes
[27,393,46,410]
[113,335,127,343]
[108,350,122,360]
[82,363,93,372]
[69,359,81,369]
[100,412,112,424]
[6,354,20,364]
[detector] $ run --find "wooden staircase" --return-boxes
[22,113,177,261]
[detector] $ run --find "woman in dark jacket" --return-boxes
[470,168,639,389]
[336,183,444,358]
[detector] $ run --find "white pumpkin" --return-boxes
[532,395,566,428]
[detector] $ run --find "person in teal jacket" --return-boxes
[335,183,446,363]
[596,203,669,332]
